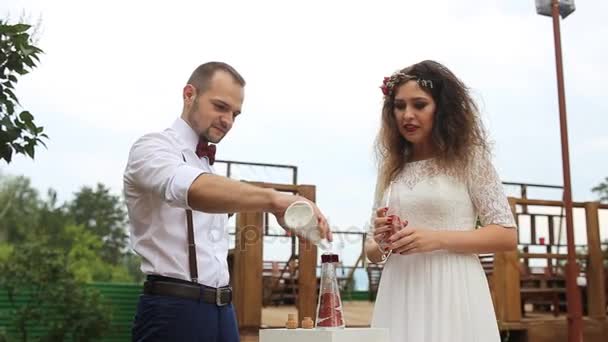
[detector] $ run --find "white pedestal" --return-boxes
[259,328,389,342]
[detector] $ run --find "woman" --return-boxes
[365,60,517,342]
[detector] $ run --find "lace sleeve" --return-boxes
[467,150,516,228]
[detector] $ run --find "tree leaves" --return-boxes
[69,183,130,265]
[0,23,31,35]
[0,144,11,163]
[0,175,132,274]
[0,20,47,163]
[591,177,608,203]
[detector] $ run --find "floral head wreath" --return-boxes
[380,71,436,98]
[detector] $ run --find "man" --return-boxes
[124,61,331,341]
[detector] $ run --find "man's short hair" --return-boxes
[187,62,246,93]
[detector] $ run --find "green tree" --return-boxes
[0,173,141,282]
[68,183,129,265]
[0,173,41,243]
[0,174,69,246]
[0,20,47,163]
[0,241,112,341]
[592,177,608,203]
[0,243,12,263]
[64,224,133,283]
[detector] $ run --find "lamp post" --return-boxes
[535,1,582,341]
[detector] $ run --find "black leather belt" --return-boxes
[143,275,232,306]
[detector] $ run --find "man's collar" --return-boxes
[171,117,199,151]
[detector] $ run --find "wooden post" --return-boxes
[531,214,537,244]
[503,198,522,321]
[584,202,606,318]
[494,250,523,322]
[548,215,556,245]
[503,249,522,321]
[233,211,264,328]
[296,185,318,323]
[548,215,555,272]
[492,251,507,321]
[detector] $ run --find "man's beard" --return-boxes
[191,117,224,144]
[201,127,223,144]
[188,103,222,144]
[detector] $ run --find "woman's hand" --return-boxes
[373,207,407,248]
[372,207,391,246]
[388,227,444,255]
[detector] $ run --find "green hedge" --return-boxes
[0,283,141,342]
[1,283,372,341]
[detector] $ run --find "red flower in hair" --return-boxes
[380,75,394,96]
[380,85,389,95]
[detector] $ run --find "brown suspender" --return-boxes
[186,209,198,283]
[182,153,198,283]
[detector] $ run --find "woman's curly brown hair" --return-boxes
[375,60,490,192]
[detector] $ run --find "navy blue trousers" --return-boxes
[132,294,239,342]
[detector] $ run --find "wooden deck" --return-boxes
[498,314,608,342]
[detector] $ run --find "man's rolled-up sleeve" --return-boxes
[124,133,206,209]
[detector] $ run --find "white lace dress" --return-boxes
[370,152,516,342]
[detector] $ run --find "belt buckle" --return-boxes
[216,288,228,307]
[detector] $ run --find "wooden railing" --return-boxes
[491,198,607,322]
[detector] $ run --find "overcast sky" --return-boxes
[2,1,607,249]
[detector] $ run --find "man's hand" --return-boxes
[271,192,333,243]
[186,174,332,243]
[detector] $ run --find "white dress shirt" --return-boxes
[123,117,230,287]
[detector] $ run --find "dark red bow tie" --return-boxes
[196,140,216,165]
